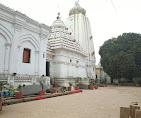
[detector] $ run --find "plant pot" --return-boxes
[52,88,57,93]
[0,100,2,111]
[118,83,121,86]
[90,86,94,90]
[95,85,98,89]
[136,84,140,87]
[105,84,107,87]
[39,91,46,96]
[75,86,79,90]
[15,92,23,99]
[9,90,14,96]
[0,91,4,98]
[102,84,104,87]
[68,87,72,91]
[54,84,57,87]
[4,91,9,97]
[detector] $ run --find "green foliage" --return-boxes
[99,33,141,80]
[89,80,94,86]
[133,77,141,84]
[50,78,54,85]
[89,79,98,85]
[17,84,22,92]
[9,85,14,90]
[95,78,99,84]
[69,83,72,87]
[0,81,9,91]
[75,77,81,86]
[100,79,105,84]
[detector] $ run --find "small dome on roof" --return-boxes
[51,14,66,29]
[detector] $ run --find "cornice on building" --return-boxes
[0,3,50,35]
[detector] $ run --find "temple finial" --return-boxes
[75,0,79,4]
[57,12,60,19]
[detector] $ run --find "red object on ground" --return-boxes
[71,90,83,94]
[105,84,107,87]
[35,96,45,100]
[102,84,105,87]
[15,92,23,99]
[0,101,2,111]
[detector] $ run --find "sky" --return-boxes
[0,0,141,64]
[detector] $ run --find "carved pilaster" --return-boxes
[35,50,39,75]
[4,43,12,74]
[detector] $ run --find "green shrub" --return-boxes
[133,77,141,84]
[69,83,72,87]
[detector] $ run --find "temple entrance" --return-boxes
[46,61,50,76]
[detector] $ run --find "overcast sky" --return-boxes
[0,0,141,64]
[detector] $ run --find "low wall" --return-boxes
[20,85,49,95]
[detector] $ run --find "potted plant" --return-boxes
[89,80,94,90]
[39,81,46,96]
[54,79,57,87]
[51,88,57,93]
[133,77,141,87]
[105,79,108,87]
[75,78,81,90]
[118,78,121,86]
[68,83,72,91]
[0,81,9,98]
[15,84,23,99]
[0,81,8,111]
[9,85,15,96]
[100,80,104,87]
[94,79,99,89]
[50,78,57,93]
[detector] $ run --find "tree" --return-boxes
[99,33,141,82]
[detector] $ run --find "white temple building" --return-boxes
[0,3,50,87]
[0,2,96,89]
[47,2,96,88]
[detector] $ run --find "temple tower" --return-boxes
[66,2,96,79]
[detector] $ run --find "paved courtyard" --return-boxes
[1,86,141,118]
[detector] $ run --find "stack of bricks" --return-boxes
[120,102,141,118]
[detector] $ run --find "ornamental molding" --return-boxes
[40,34,48,39]
[13,23,22,32]
[0,3,50,34]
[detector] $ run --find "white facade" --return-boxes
[0,2,96,88]
[47,17,89,87]
[66,2,96,79]
[0,3,50,87]
[96,64,111,83]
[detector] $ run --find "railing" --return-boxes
[0,74,50,88]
